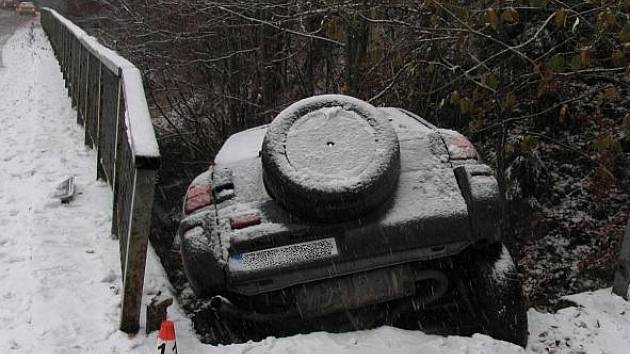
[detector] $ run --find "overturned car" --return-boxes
[177,95,528,346]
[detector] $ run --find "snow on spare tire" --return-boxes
[262,95,400,222]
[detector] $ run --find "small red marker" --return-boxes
[155,320,178,354]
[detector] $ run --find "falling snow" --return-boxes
[2,16,630,354]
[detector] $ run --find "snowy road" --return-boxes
[1,18,630,354]
[0,18,124,353]
[0,10,29,67]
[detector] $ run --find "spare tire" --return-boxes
[261,95,400,222]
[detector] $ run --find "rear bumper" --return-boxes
[217,263,450,321]
[227,240,469,295]
[178,203,473,298]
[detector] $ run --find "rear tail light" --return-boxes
[184,184,213,214]
[230,213,261,230]
[443,131,478,160]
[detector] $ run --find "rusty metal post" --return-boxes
[119,167,158,333]
[613,218,630,299]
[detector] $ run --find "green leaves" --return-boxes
[529,0,549,8]
[559,104,569,123]
[449,90,461,105]
[592,135,622,156]
[566,48,592,70]
[519,136,539,154]
[484,7,499,30]
[483,72,499,90]
[620,21,630,43]
[580,47,593,67]
[504,92,516,112]
[459,97,472,114]
[611,49,624,65]
[554,8,567,29]
[569,55,582,69]
[597,8,618,32]
[448,90,472,115]
[483,7,520,30]
[623,114,630,133]
[548,54,566,72]
[501,7,520,25]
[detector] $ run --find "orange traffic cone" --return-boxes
[156,320,178,354]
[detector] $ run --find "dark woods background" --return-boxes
[53,0,630,311]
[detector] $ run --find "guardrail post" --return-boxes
[84,57,94,146]
[77,47,88,125]
[120,168,158,333]
[71,38,80,107]
[613,219,630,299]
[96,67,119,182]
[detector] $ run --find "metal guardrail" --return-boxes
[613,219,630,299]
[40,8,161,333]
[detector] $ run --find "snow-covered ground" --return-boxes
[1,18,630,354]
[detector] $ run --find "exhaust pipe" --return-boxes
[210,295,297,322]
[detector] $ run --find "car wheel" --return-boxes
[261,95,400,222]
[192,304,248,345]
[460,243,529,347]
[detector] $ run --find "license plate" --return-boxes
[229,237,339,273]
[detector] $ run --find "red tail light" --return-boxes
[230,213,261,230]
[444,131,478,160]
[184,184,213,214]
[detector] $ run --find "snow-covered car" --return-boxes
[177,95,528,346]
[15,1,35,15]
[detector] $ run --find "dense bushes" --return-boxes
[84,0,629,178]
